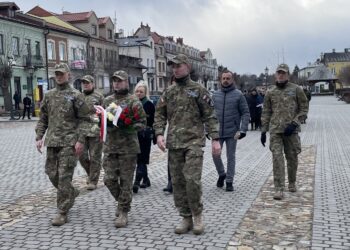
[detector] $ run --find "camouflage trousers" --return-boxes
[45,147,78,213]
[103,153,137,213]
[169,147,204,218]
[269,133,301,191]
[78,136,103,185]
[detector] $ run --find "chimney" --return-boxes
[345,48,349,53]
[176,37,183,45]
[332,49,336,53]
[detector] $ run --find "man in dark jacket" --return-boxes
[22,94,32,119]
[13,91,20,110]
[212,70,250,191]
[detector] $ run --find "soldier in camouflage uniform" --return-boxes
[78,75,104,190]
[260,63,309,200]
[35,63,91,226]
[154,54,221,235]
[102,70,146,228]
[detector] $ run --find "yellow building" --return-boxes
[321,49,350,88]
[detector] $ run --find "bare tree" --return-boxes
[0,28,28,111]
[339,65,350,87]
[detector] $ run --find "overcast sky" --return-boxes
[13,0,350,75]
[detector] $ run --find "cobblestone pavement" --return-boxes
[0,96,349,249]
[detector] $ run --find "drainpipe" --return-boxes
[43,28,50,90]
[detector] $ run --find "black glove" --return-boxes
[284,123,298,136]
[106,119,114,128]
[238,133,246,140]
[261,132,266,147]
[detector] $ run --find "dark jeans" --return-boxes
[22,107,31,119]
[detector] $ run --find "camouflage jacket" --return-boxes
[154,77,220,149]
[82,89,104,137]
[35,83,91,147]
[103,93,146,154]
[261,82,309,134]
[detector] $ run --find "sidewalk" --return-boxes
[0,96,349,249]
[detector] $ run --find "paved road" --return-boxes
[0,96,349,249]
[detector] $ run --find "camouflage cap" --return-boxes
[80,75,94,83]
[167,53,190,66]
[276,63,289,73]
[112,70,128,80]
[54,63,70,73]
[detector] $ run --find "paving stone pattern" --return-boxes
[0,96,349,249]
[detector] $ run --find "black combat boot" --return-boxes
[216,174,226,188]
[225,182,234,192]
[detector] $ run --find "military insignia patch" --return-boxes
[186,90,199,98]
[203,95,214,107]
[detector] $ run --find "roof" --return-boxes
[151,32,164,45]
[27,5,55,17]
[0,2,19,10]
[98,17,109,25]
[27,12,86,34]
[57,11,93,23]
[307,64,338,82]
[117,37,149,47]
[323,52,350,63]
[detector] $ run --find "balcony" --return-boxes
[70,60,87,70]
[23,55,44,68]
[147,67,155,75]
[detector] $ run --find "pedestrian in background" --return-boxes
[132,80,155,193]
[13,91,20,110]
[212,70,250,192]
[22,94,32,119]
[154,54,221,235]
[102,70,146,228]
[246,88,263,130]
[260,63,309,200]
[35,63,91,226]
[78,75,104,190]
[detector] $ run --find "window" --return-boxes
[0,34,3,55]
[158,62,162,72]
[160,47,163,55]
[98,75,104,89]
[24,39,31,56]
[47,40,55,60]
[97,48,102,61]
[90,46,95,60]
[105,49,109,61]
[79,48,85,60]
[162,62,165,72]
[113,51,117,62]
[35,41,40,57]
[59,42,66,61]
[108,29,113,39]
[159,78,163,88]
[147,58,149,67]
[12,37,20,56]
[151,59,154,68]
[150,42,153,49]
[91,25,97,35]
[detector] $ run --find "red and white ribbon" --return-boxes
[94,105,107,142]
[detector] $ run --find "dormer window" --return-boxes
[91,25,97,35]
[108,29,112,39]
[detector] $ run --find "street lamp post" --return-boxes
[28,66,35,117]
[7,57,16,120]
[264,66,269,89]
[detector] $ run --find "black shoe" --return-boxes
[216,174,226,188]
[163,182,173,193]
[132,184,139,193]
[226,182,234,192]
[140,178,151,188]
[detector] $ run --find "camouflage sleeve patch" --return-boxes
[202,94,214,107]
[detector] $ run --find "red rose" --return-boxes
[123,107,129,114]
[124,118,132,125]
[119,113,126,120]
[133,106,138,113]
[134,113,140,120]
